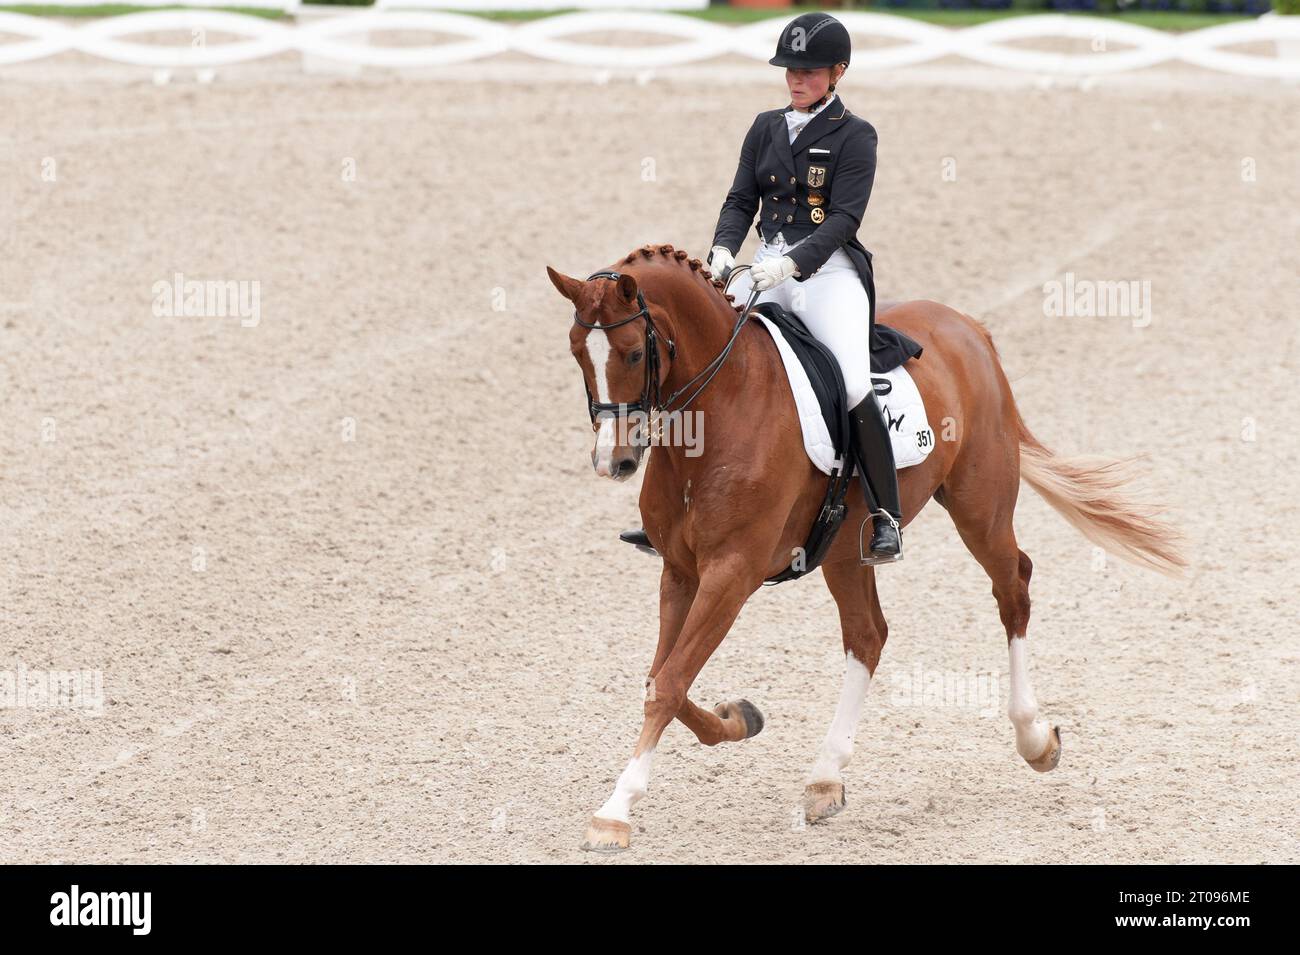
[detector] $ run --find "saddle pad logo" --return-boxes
[807,165,826,188]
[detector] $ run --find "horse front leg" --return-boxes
[648,563,696,677]
[581,554,765,852]
[648,567,761,745]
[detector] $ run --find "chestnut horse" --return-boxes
[547,243,1184,852]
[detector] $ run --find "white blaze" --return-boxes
[587,330,617,476]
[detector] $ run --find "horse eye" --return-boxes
[628,350,643,366]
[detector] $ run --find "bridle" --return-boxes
[572,268,760,435]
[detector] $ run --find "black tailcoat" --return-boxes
[711,96,879,325]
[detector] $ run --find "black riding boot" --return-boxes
[848,393,903,563]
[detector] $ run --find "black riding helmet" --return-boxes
[768,12,852,70]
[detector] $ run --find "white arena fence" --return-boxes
[13,0,711,9]
[0,9,1297,78]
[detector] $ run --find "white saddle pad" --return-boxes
[754,315,935,477]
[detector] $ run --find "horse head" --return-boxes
[547,264,665,481]
[548,245,743,482]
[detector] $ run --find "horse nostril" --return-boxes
[615,459,637,478]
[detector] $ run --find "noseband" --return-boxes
[572,268,758,432]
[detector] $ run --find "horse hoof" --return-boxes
[580,816,631,853]
[1026,725,1062,773]
[714,699,765,740]
[803,781,846,824]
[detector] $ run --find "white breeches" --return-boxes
[727,236,875,408]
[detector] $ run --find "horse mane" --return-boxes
[616,243,742,315]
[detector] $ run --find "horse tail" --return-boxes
[1013,405,1188,578]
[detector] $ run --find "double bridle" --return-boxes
[572,268,760,433]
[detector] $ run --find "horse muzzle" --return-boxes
[592,435,644,481]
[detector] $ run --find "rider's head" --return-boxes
[769,12,851,111]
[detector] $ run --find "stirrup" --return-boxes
[858,510,903,567]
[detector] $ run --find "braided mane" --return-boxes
[617,243,742,314]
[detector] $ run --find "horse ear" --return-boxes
[616,273,638,303]
[546,266,584,303]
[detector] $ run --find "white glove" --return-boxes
[707,246,734,275]
[749,255,800,292]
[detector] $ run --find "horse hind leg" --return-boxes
[1003,549,1061,771]
[946,491,1062,773]
[801,558,888,823]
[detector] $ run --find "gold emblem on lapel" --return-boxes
[807,193,824,207]
[811,207,826,224]
[806,165,826,188]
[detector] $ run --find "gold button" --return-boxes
[791,197,797,204]
[789,177,796,185]
[769,175,776,182]
[785,214,793,222]
[771,213,777,220]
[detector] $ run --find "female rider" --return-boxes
[624,12,905,563]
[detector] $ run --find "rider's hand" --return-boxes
[706,246,735,275]
[750,255,800,292]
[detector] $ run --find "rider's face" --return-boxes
[785,66,841,110]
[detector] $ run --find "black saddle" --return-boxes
[751,301,921,585]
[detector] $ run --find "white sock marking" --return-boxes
[1008,636,1050,759]
[806,651,873,785]
[596,750,654,823]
